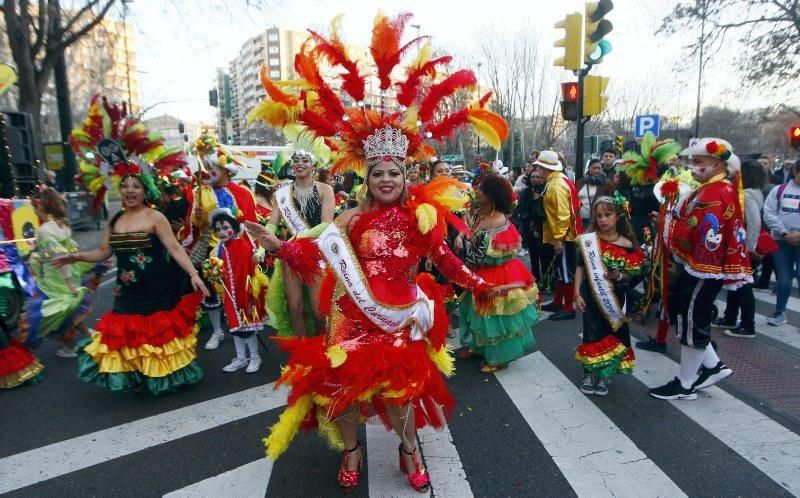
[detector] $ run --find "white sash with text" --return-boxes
[316,223,433,341]
[579,232,627,331]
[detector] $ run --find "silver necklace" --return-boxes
[293,182,320,213]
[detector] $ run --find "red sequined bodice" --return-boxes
[353,206,426,305]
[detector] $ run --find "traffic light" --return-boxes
[561,82,579,102]
[560,82,580,121]
[583,75,609,116]
[553,13,584,71]
[791,125,800,149]
[585,0,614,64]
[615,135,624,155]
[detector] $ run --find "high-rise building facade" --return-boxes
[214,27,307,145]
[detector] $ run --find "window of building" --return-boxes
[269,70,280,79]
[269,58,280,66]
[268,33,278,42]
[268,46,279,54]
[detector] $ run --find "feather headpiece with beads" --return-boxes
[69,94,185,209]
[247,11,509,178]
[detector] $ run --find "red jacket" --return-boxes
[669,173,752,286]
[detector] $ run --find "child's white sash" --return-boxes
[578,232,626,331]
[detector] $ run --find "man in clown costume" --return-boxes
[650,137,752,400]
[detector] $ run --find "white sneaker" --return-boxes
[246,356,262,373]
[223,357,249,372]
[767,312,787,326]
[56,347,77,358]
[204,331,224,350]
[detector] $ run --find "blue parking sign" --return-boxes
[634,115,660,138]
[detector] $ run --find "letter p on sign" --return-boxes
[634,114,660,139]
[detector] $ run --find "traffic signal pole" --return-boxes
[575,64,593,180]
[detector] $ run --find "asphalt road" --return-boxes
[2,245,800,497]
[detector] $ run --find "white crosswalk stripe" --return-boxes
[496,352,686,497]
[633,347,800,496]
[4,345,799,497]
[0,383,288,495]
[164,459,273,498]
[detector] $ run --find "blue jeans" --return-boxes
[773,241,800,314]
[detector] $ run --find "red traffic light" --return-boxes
[561,82,579,102]
[791,125,800,149]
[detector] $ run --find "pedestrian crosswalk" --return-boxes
[2,334,799,497]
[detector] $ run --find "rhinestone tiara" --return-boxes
[362,125,409,166]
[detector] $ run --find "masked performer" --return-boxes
[55,95,210,395]
[650,138,751,400]
[204,208,268,373]
[185,132,257,351]
[245,13,512,494]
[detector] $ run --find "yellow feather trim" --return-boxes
[415,203,438,235]
[264,394,314,460]
[427,343,456,377]
[468,114,502,150]
[404,105,420,132]
[324,344,348,368]
[316,407,345,451]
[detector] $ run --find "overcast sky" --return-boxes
[122,0,784,127]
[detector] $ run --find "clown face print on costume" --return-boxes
[700,213,722,253]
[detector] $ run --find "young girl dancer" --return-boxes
[573,195,646,396]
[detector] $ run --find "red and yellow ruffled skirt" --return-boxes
[264,274,455,460]
[0,339,44,388]
[76,293,204,395]
[575,334,635,378]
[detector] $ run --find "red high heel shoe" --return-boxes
[338,442,363,494]
[399,444,430,493]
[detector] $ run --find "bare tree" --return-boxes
[660,0,800,89]
[475,20,554,167]
[3,0,116,150]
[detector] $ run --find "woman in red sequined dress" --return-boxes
[247,162,515,493]
[245,12,511,493]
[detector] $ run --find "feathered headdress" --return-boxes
[193,129,250,174]
[247,11,509,178]
[69,94,186,209]
[616,131,682,186]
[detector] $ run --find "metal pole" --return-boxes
[53,1,78,192]
[575,68,586,180]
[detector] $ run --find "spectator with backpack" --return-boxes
[763,159,800,327]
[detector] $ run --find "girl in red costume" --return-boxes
[205,208,267,374]
[245,12,512,494]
